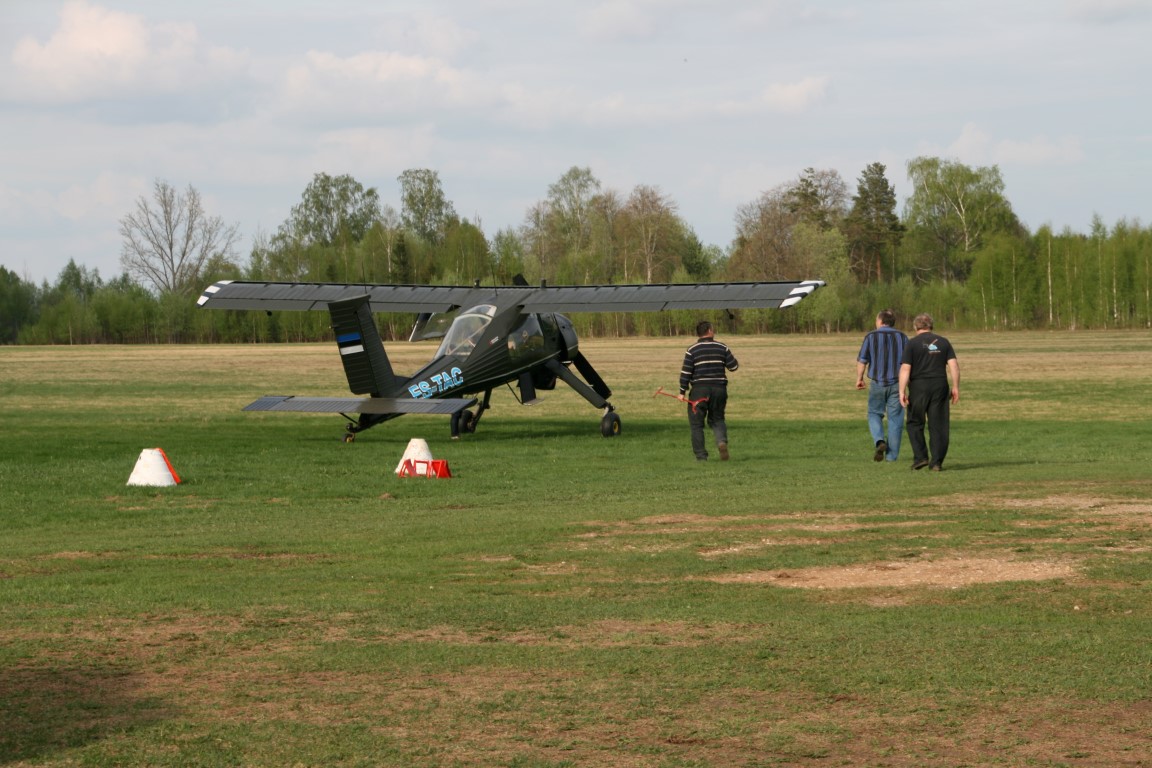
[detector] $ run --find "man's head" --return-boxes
[876,309,896,328]
[695,320,714,338]
[912,313,934,331]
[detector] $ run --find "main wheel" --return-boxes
[600,412,621,437]
[460,410,476,434]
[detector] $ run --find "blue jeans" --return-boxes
[867,381,904,461]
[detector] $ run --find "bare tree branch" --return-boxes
[119,180,240,295]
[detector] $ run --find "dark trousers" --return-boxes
[688,383,728,459]
[906,379,950,466]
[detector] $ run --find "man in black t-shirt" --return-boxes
[898,313,960,471]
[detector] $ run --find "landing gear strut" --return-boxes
[340,412,389,443]
[541,357,621,438]
[451,389,492,439]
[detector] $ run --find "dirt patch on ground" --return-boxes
[577,514,944,540]
[703,554,1078,590]
[7,610,1150,766]
[696,522,945,558]
[930,490,1152,516]
[376,619,757,648]
[566,491,1152,592]
[14,611,1150,766]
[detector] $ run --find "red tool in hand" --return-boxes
[653,386,708,413]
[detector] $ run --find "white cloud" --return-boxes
[760,76,830,114]
[9,0,248,101]
[0,184,54,226]
[57,172,149,222]
[584,1,660,41]
[279,49,501,118]
[12,0,154,93]
[920,123,1084,167]
[944,122,994,161]
[993,134,1084,165]
[571,74,832,125]
[0,171,144,228]
[389,13,479,58]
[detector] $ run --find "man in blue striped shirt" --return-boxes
[680,320,739,461]
[855,309,908,462]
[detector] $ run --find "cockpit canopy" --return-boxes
[435,304,497,357]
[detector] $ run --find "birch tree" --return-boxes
[903,157,1016,283]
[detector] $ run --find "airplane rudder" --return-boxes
[328,295,399,395]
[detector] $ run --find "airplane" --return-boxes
[196,277,824,441]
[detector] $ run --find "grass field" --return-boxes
[2,331,1151,767]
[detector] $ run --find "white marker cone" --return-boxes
[394,438,434,476]
[127,448,182,487]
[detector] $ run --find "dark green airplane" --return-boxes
[196,277,823,441]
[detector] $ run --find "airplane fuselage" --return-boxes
[399,306,569,401]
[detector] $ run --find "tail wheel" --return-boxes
[600,412,621,437]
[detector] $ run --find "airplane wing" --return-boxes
[198,279,824,313]
[514,281,825,312]
[198,282,481,313]
[243,395,477,415]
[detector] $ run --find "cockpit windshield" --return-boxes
[435,304,497,357]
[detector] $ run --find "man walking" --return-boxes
[856,309,908,462]
[898,313,960,471]
[679,320,739,461]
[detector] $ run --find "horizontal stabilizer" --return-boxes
[243,395,476,415]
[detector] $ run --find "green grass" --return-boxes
[2,332,1151,766]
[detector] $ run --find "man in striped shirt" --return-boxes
[855,309,909,462]
[679,320,739,461]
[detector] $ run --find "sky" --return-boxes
[2,0,1150,286]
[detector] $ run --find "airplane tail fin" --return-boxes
[328,295,398,396]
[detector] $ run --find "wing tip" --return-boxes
[778,279,825,308]
[197,280,234,307]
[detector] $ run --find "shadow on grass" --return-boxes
[306,416,675,444]
[0,662,171,763]
[927,460,1060,472]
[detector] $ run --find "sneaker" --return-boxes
[930,464,943,472]
[718,443,729,461]
[911,459,930,471]
[874,440,887,462]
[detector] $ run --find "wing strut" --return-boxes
[544,358,609,409]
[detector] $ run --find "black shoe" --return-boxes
[911,459,930,471]
[874,440,887,462]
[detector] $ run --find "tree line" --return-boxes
[2,159,1149,345]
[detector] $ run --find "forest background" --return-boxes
[1,157,1148,345]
